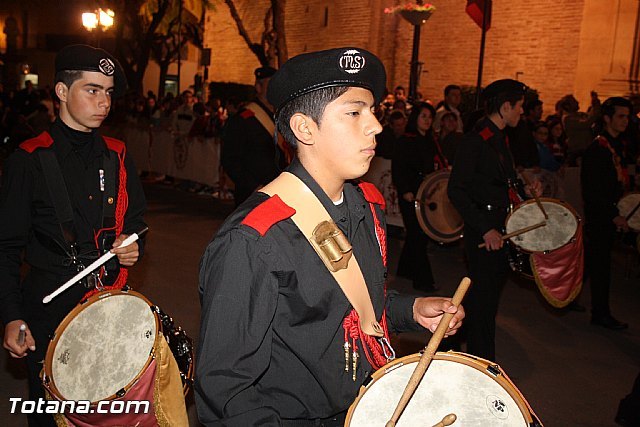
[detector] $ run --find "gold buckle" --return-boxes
[310,220,352,272]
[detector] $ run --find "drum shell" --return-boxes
[415,170,464,243]
[42,289,189,426]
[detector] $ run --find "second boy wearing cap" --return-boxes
[0,44,146,427]
[196,47,465,426]
[448,79,541,362]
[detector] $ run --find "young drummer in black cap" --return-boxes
[196,47,465,426]
[448,79,541,361]
[0,44,146,426]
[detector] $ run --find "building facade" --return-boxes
[204,0,640,111]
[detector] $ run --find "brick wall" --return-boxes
[204,0,591,112]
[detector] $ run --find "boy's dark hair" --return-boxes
[55,70,85,90]
[388,109,407,122]
[444,84,461,97]
[524,99,543,115]
[276,86,349,149]
[601,96,632,119]
[485,93,524,116]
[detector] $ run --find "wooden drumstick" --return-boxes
[625,200,640,222]
[477,221,546,249]
[385,277,471,427]
[42,227,149,303]
[431,413,457,427]
[521,172,548,219]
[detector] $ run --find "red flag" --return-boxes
[466,0,492,30]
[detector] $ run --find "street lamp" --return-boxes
[82,8,115,31]
[82,8,115,46]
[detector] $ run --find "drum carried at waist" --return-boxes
[414,170,463,244]
[42,288,193,427]
[505,198,583,308]
[346,352,542,426]
[618,192,640,232]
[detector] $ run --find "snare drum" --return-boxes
[617,192,640,231]
[415,170,464,243]
[506,198,579,253]
[43,289,191,426]
[346,352,540,426]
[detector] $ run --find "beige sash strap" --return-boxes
[261,172,383,337]
[245,102,276,136]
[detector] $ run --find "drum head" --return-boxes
[506,198,578,253]
[45,291,158,402]
[618,193,640,232]
[415,170,463,243]
[347,353,532,426]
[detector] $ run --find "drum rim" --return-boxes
[505,197,580,254]
[415,170,464,243]
[43,289,161,404]
[617,192,640,232]
[345,351,534,426]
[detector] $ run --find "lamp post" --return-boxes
[82,8,115,47]
[394,1,434,103]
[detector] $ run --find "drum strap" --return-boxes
[596,135,629,187]
[262,173,394,374]
[261,172,382,337]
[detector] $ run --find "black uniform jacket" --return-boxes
[392,132,437,196]
[581,132,626,225]
[196,159,420,426]
[0,121,147,324]
[448,117,518,239]
[221,100,285,193]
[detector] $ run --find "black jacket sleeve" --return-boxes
[196,229,281,426]
[0,151,33,323]
[221,115,261,192]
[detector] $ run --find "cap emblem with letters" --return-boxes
[98,58,115,76]
[339,49,366,75]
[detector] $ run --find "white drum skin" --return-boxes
[346,352,534,427]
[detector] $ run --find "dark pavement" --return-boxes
[2,181,639,426]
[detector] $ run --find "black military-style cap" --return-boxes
[267,47,386,113]
[255,66,277,80]
[481,79,527,102]
[55,44,127,97]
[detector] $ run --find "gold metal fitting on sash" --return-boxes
[310,220,353,272]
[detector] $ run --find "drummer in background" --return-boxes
[448,79,541,361]
[0,45,146,426]
[392,102,445,293]
[581,96,632,330]
[196,47,465,426]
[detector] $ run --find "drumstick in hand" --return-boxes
[385,277,471,427]
[522,172,548,219]
[478,221,546,248]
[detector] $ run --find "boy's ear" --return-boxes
[55,82,69,102]
[290,113,315,145]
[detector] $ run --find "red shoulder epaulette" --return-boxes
[240,109,255,119]
[19,132,53,153]
[596,135,610,148]
[241,195,296,236]
[103,136,126,155]
[479,127,494,141]
[403,132,418,138]
[358,181,386,210]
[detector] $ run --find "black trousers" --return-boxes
[463,228,510,362]
[584,222,615,317]
[397,198,435,289]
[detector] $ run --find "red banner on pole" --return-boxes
[466,0,492,30]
